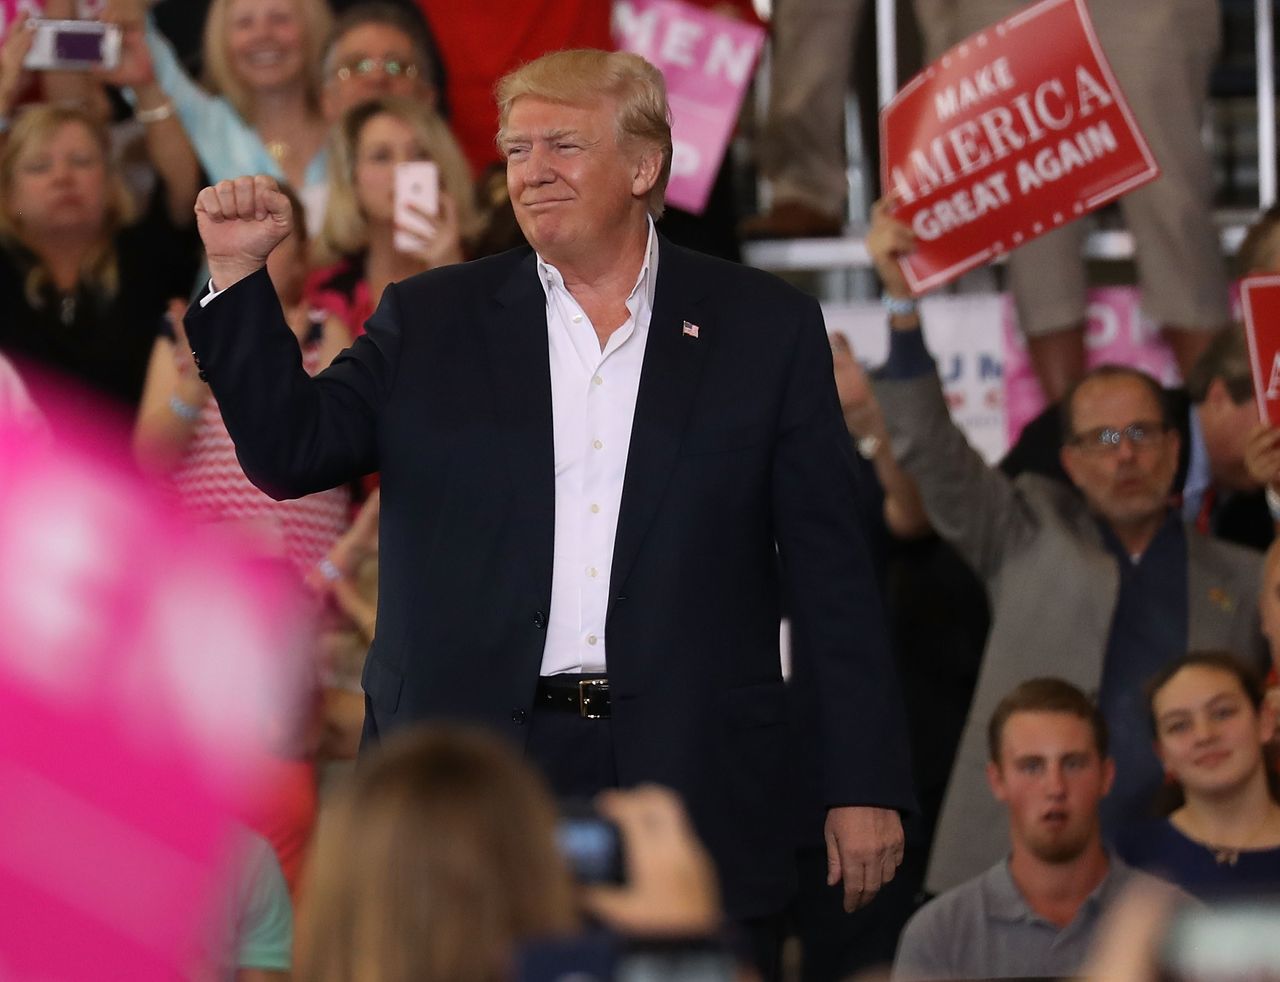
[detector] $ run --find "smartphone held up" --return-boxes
[21,18,120,71]
[393,160,439,255]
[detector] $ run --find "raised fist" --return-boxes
[194,176,294,291]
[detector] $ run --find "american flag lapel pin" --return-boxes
[682,320,700,339]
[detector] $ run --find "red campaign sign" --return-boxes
[879,0,1159,294]
[1242,275,1280,427]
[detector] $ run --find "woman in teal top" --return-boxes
[126,0,333,203]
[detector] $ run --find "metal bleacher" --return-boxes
[742,0,1278,291]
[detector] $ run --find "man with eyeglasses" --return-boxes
[864,203,1270,898]
[1002,326,1274,553]
[320,2,441,120]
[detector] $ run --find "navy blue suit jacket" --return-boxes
[185,238,914,917]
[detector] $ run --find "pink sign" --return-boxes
[0,391,311,978]
[1003,285,1179,442]
[880,0,1159,293]
[613,0,764,214]
[0,0,42,37]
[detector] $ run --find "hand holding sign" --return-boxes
[867,199,916,302]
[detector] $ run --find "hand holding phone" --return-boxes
[22,18,121,72]
[393,160,439,255]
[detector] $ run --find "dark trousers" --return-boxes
[523,702,786,982]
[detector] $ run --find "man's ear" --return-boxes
[1205,377,1231,411]
[986,760,1008,802]
[631,145,663,199]
[1060,444,1082,488]
[1100,755,1117,797]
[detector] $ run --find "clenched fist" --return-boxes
[194,176,295,292]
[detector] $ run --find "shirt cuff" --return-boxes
[199,278,225,308]
[878,325,934,380]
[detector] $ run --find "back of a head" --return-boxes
[1237,203,1280,276]
[1184,326,1252,406]
[494,49,673,218]
[296,725,576,982]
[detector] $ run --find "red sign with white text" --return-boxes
[1242,276,1280,427]
[879,0,1159,294]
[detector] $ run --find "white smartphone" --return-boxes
[23,19,121,71]
[393,160,439,254]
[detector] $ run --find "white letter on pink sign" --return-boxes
[706,33,757,85]
[612,1,659,57]
[660,19,705,68]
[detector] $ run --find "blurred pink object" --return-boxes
[0,398,310,978]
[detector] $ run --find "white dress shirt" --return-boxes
[202,222,659,677]
[538,220,658,676]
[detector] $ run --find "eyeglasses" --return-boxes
[334,56,419,82]
[1067,419,1167,453]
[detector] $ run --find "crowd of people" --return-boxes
[2,1,1280,981]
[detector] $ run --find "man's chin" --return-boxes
[1026,833,1091,864]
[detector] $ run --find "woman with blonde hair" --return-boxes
[0,103,199,412]
[113,0,333,203]
[295,725,578,982]
[307,94,478,336]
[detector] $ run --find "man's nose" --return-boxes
[523,144,554,184]
[1044,765,1068,796]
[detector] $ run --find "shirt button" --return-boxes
[586,634,598,646]
[593,439,603,450]
[587,566,598,578]
[590,503,600,514]
[572,314,583,323]
[593,375,603,386]
[511,709,527,725]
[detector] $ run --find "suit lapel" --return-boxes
[609,241,711,616]
[486,251,556,596]
[1185,529,1244,649]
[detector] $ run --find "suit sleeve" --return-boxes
[771,293,916,812]
[183,267,405,498]
[872,327,1037,582]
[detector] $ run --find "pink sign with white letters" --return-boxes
[613,0,764,214]
[1002,285,1179,442]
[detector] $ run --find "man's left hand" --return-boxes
[824,805,904,913]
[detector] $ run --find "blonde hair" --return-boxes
[318,95,478,263]
[0,104,136,305]
[495,49,673,219]
[295,725,577,982]
[202,0,333,119]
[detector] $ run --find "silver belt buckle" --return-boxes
[577,678,609,719]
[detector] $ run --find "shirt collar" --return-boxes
[1181,405,1212,521]
[535,216,659,311]
[983,853,1123,925]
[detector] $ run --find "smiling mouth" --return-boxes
[1193,750,1230,767]
[244,50,286,67]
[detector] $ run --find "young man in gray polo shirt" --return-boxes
[893,679,1183,981]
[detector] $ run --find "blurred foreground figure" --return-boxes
[0,389,310,979]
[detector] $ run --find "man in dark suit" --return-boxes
[184,49,913,960]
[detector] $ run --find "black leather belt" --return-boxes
[536,676,611,718]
